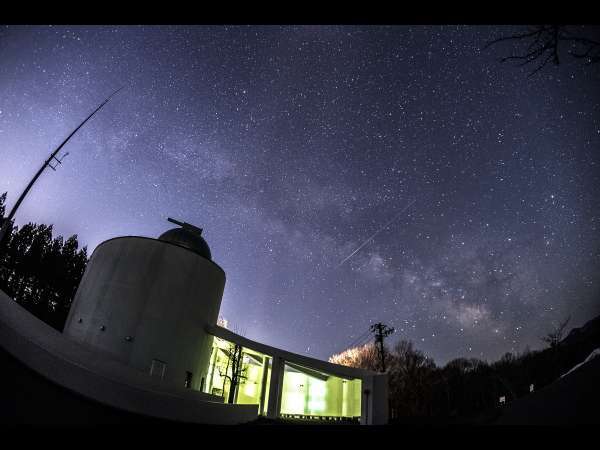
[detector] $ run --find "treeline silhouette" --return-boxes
[0,192,87,331]
[331,316,600,422]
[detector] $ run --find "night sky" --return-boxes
[1,25,599,365]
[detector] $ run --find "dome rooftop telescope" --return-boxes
[158,217,212,260]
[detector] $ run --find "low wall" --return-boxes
[0,289,258,424]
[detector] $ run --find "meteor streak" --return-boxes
[338,198,416,267]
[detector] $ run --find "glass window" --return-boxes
[150,359,167,379]
[204,336,271,414]
[203,336,361,420]
[280,363,361,419]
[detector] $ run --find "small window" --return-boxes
[185,371,193,389]
[150,359,167,379]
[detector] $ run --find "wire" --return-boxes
[345,329,371,348]
[336,328,373,354]
[355,332,374,348]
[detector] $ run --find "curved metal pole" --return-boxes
[0,87,124,249]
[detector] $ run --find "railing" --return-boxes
[279,413,360,423]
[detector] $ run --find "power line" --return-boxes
[346,329,371,348]
[334,328,371,355]
[340,330,370,352]
[355,332,375,348]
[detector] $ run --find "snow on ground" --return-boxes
[561,348,600,378]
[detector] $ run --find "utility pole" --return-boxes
[370,322,395,372]
[0,87,124,253]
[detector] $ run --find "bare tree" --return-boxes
[541,315,571,349]
[216,323,248,404]
[485,25,600,76]
[387,340,436,417]
[218,342,248,403]
[329,342,380,371]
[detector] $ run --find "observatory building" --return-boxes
[0,219,388,425]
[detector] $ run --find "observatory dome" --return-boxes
[158,227,212,260]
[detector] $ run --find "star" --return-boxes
[0,24,597,365]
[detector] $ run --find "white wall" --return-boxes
[0,288,258,424]
[64,236,225,391]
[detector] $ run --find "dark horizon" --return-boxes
[1,25,599,365]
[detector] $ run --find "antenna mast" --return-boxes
[0,87,124,251]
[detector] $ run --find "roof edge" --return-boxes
[206,324,381,380]
[91,236,225,276]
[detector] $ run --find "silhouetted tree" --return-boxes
[0,192,87,330]
[214,323,249,404]
[328,312,600,423]
[387,340,436,418]
[218,342,248,404]
[486,25,600,76]
[542,315,571,349]
[328,342,380,371]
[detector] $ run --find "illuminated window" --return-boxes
[204,336,271,413]
[203,336,361,420]
[280,363,361,418]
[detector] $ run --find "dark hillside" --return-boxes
[493,352,600,425]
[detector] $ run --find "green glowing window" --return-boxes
[280,363,361,418]
[204,336,271,413]
[203,335,361,419]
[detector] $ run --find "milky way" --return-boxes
[1,25,599,364]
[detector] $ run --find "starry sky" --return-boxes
[1,25,599,365]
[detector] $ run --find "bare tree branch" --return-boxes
[484,26,550,49]
[485,25,600,76]
[528,52,555,78]
[541,315,571,348]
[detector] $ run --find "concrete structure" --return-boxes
[2,221,388,424]
[0,288,257,424]
[64,234,224,391]
[205,324,388,424]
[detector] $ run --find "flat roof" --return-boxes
[206,324,379,380]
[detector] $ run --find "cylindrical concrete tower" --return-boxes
[64,223,224,391]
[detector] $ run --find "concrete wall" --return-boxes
[370,373,389,425]
[359,373,388,425]
[0,288,258,424]
[64,236,225,391]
